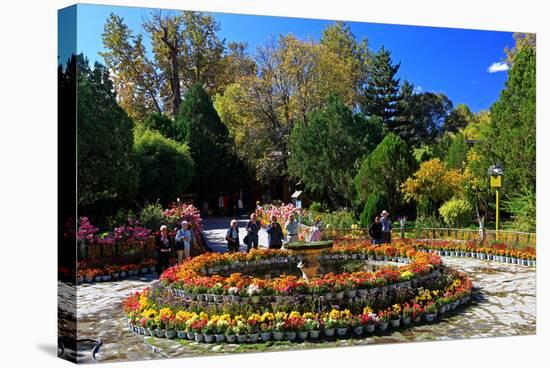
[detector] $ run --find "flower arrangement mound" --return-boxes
[124,241,475,343]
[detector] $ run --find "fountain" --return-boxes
[283,240,334,280]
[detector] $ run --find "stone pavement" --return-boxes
[72,254,536,362]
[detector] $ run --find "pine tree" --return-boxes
[176,84,242,196]
[361,46,401,125]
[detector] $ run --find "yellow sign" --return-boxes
[490,175,502,188]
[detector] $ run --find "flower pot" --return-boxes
[378,321,389,331]
[156,329,165,338]
[261,295,272,303]
[148,329,157,337]
[402,317,411,326]
[324,328,335,337]
[165,330,176,339]
[298,331,308,340]
[251,295,261,304]
[353,326,364,336]
[112,273,119,279]
[177,330,186,339]
[309,330,320,339]
[222,295,232,303]
[335,291,345,300]
[439,306,446,315]
[225,334,236,343]
[346,289,357,298]
[94,276,103,282]
[273,331,284,341]
[425,313,436,322]
[138,327,145,335]
[213,295,224,303]
[248,333,260,343]
[413,316,422,323]
[358,289,368,297]
[365,324,376,333]
[324,292,334,301]
[285,331,297,341]
[195,333,205,342]
[260,332,272,341]
[84,276,93,283]
[241,296,250,304]
[231,295,241,302]
[204,334,215,343]
[236,334,248,343]
[186,331,195,340]
[390,319,401,328]
[215,334,225,343]
[512,258,518,264]
[141,267,148,274]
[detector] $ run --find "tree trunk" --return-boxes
[161,27,182,116]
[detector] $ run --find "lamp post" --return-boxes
[488,165,503,239]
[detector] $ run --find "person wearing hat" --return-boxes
[380,210,392,244]
[175,221,193,264]
[156,225,173,273]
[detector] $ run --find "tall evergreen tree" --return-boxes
[73,55,139,208]
[360,46,401,125]
[176,84,242,196]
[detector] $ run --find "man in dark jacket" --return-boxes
[225,219,240,253]
[156,225,173,273]
[368,216,383,245]
[266,215,283,249]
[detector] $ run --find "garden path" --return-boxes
[202,217,269,252]
[72,255,536,362]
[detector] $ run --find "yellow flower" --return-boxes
[289,311,301,319]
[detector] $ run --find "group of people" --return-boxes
[155,221,194,273]
[368,210,393,245]
[225,213,300,253]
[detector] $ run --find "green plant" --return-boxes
[439,197,472,228]
[139,202,166,231]
[360,192,388,227]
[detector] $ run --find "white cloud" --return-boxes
[487,62,509,73]
[413,85,423,94]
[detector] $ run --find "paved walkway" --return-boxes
[202,217,269,253]
[72,255,536,362]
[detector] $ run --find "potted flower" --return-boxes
[259,318,273,342]
[189,319,206,342]
[248,284,261,304]
[377,310,390,331]
[272,321,285,341]
[247,314,261,342]
[225,325,237,343]
[389,304,402,328]
[305,317,320,339]
[210,284,224,303]
[364,312,378,333]
[402,304,413,326]
[412,303,424,323]
[165,318,177,339]
[424,302,437,322]
[234,320,248,343]
[352,316,365,336]
[203,321,216,343]
[214,318,228,343]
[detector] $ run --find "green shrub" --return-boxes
[107,209,135,229]
[308,201,324,213]
[359,192,389,227]
[438,197,472,228]
[139,203,167,231]
[503,188,535,232]
[322,210,357,228]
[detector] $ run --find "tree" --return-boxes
[400,158,464,217]
[394,81,453,147]
[444,104,473,133]
[355,134,415,214]
[360,46,401,125]
[445,133,469,170]
[74,55,138,207]
[288,94,383,208]
[478,44,535,203]
[505,33,536,65]
[101,14,161,121]
[360,192,389,227]
[177,84,241,196]
[142,112,182,141]
[134,127,194,204]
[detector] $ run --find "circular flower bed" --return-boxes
[123,242,473,343]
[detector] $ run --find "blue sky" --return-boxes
[59,3,515,112]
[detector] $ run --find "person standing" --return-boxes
[266,215,284,249]
[380,210,392,244]
[368,216,383,245]
[245,213,260,252]
[156,225,173,273]
[285,213,299,243]
[175,221,192,264]
[225,219,240,253]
